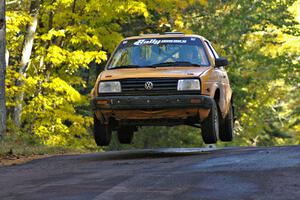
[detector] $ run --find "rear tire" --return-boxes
[219,103,234,141]
[94,115,112,146]
[201,101,219,144]
[117,126,135,144]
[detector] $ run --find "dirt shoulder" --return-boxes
[0,154,58,166]
[0,140,90,166]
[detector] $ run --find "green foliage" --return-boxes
[186,0,300,146]
[107,126,205,150]
[4,0,300,150]
[5,0,149,148]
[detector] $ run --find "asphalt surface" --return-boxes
[0,146,300,200]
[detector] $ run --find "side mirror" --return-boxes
[215,58,228,67]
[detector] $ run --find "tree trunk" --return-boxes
[0,0,6,138]
[13,0,40,126]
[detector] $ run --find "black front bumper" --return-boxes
[91,95,213,110]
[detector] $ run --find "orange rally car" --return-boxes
[91,32,234,146]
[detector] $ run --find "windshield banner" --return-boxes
[133,39,187,46]
[120,37,200,47]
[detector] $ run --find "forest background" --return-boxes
[0,0,299,154]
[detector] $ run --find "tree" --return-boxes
[12,0,40,127]
[0,0,6,139]
[3,0,299,148]
[5,0,149,147]
[186,0,300,146]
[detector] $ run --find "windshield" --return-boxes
[107,37,210,69]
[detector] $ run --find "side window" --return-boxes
[204,41,214,59]
[210,44,220,59]
[205,41,219,59]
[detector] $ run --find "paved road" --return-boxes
[0,146,300,200]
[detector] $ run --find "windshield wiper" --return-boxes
[111,65,143,69]
[151,61,201,67]
[110,62,201,69]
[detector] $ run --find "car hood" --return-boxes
[99,67,210,81]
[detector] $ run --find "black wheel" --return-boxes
[93,115,112,146]
[219,103,234,141]
[201,100,219,144]
[117,126,135,144]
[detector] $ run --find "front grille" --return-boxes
[99,78,200,96]
[122,78,177,94]
[99,78,201,96]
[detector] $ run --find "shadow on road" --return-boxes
[84,147,220,161]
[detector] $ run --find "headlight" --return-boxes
[177,79,200,91]
[99,81,121,93]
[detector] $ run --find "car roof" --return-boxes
[124,33,207,41]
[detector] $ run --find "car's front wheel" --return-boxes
[201,101,219,144]
[117,126,135,144]
[94,115,112,146]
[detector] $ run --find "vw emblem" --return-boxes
[144,81,153,90]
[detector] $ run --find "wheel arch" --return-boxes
[212,87,226,118]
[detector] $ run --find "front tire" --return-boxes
[94,115,112,146]
[117,126,135,144]
[201,101,219,144]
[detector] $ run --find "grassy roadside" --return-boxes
[0,133,95,166]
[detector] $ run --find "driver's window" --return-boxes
[204,41,215,59]
[205,41,219,59]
